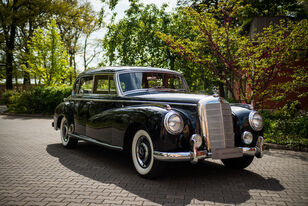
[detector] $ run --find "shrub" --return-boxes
[261,101,308,147]
[2,86,72,114]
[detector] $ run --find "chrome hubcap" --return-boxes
[136,136,151,168]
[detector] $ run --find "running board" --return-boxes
[68,132,123,151]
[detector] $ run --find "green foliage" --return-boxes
[157,0,308,105]
[24,19,72,86]
[102,2,172,66]
[2,86,72,114]
[238,19,308,105]
[243,0,307,19]
[261,101,308,147]
[102,1,219,93]
[0,0,98,89]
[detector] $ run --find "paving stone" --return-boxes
[0,115,307,206]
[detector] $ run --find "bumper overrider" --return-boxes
[153,136,266,163]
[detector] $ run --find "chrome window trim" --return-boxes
[66,97,197,106]
[76,75,94,95]
[93,73,117,95]
[75,72,121,97]
[116,70,190,96]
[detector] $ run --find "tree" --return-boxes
[177,0,307,19]
[17,0,56,86]
[101,0,219,93]
[102,1,169,67]
[0,0,22,89]
[24,19,71,86]
[0,0,98,89]
[56,0,98,82]
[82,14,101,71]
[156,0,308,106]
[0,0,80,89]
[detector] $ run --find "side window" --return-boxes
[79,76,93,94]
[93,75,116,94]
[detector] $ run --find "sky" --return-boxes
[76,0,178,72]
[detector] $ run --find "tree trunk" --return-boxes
[69,52,73,84]
[23,18,33,86]
[83,35,88,71]
[5,0,18,90]
[5,25,16,90]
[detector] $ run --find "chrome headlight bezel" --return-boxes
[249,111,264,131]
[164,111,184,135]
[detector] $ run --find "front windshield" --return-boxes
[119,72,188,94]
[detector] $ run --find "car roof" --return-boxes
[79,66,182,76]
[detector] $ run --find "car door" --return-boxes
[73,76,93,136]
[86,74,117,144]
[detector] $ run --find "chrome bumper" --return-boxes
[153,136,265,163]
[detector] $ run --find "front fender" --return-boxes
[110,105,167,148]
[109,104,194,152]
[231,106,263,147]
[54,101,74,129]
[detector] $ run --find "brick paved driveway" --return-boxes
[0,115,307,206]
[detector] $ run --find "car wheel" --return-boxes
[60,117,78,148]
[221,156,254,169]
[131,129,162,178]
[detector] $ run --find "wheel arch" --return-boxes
[118,105,168,153]
[54,101,74,130]
[123,122,146,154]
[57,115,64,129]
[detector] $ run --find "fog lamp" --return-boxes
[191,134,202,148]
[241,131,253,145]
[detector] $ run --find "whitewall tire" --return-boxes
[131,129,161,178]
[60,117,77,148]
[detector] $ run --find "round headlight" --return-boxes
[164,111,184,135]
[249,111,264,131]
[241,131,253,145]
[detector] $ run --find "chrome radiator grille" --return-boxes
[199,101,234,151]
[205,103,234,150]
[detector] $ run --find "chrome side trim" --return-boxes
[67,97,197,106]
[68,133,123,151]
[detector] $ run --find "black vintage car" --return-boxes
[52,67,265,178]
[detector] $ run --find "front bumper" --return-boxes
[154,136,265,163]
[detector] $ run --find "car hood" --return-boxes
[131,93,218,104]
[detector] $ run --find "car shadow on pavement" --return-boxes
[46,142,284,205]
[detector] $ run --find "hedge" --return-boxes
[1,86,72,114]
[261,101,308,147]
